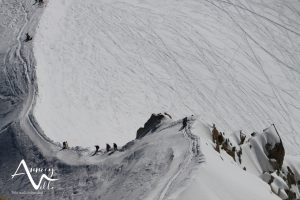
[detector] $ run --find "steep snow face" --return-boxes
[34,0,300,150]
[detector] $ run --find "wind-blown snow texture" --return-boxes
[34,0,300,151]
[1,0,300,199]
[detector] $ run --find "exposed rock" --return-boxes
[136,113,165,139]
[287,167,296,188]
[239,131,246,145]
[227,147,236,162]
[285,189,296,200]
[237,149,242,164]
[265,141,285,170]
[0,195,8,200]
[218,133,225,144]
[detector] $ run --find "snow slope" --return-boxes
[0,114,201,200]
[34,0,300,151]
[0,0,43,131]
[1,113,290,200]
[1,0,300,200]
[177,131,276,200]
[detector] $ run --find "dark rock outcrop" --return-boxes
[212,124,219,144]
[136,113,165,139]
[239,131,246,145]
[287,166,296,188]
[265,141,285,170]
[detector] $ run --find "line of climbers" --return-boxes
[61,112,174,155]
[91,143,119,156]
[61,141,119,156]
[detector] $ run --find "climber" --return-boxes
[92,145,100,156]
[62,142,66,149]
[106,143,111,152]
[179,117,188,131]
[24,33,32,42]
[62,141,69,150]
[113,143,118,151]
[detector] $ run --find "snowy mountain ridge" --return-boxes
[1,112,299,200]
[0,0,300,199]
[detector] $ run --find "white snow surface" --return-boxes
[34,0,300,150]
[176,120,280,200]
[2,114,290,200]
[2,0,300,199]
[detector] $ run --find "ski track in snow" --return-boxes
[15,4,28,84]
[158,120,203,200]
[0,0,300,199]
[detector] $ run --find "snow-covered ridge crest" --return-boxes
[0,114,202,199]
[1,112,299,199]
[1,0,300,199]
